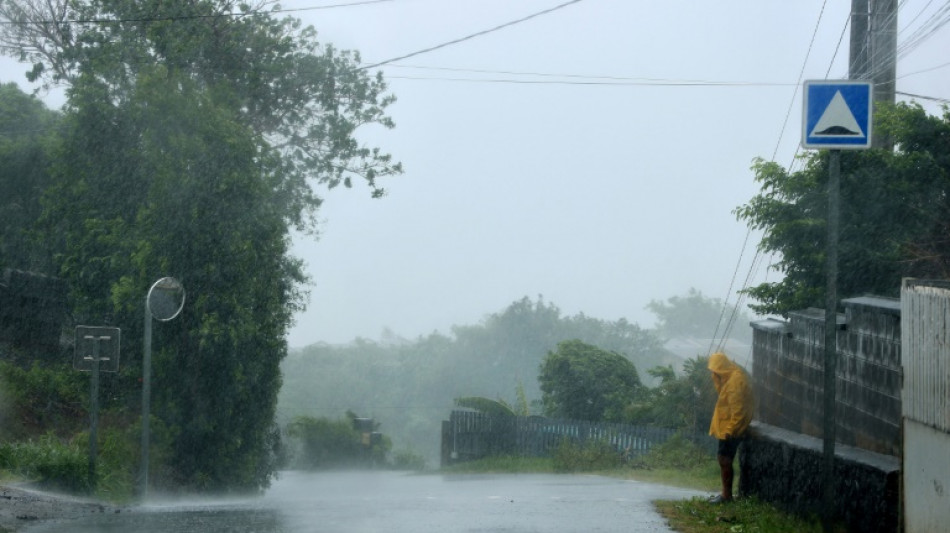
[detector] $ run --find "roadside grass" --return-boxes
[440,434,844,533]
[0,429,137,502]
[654,496,837,533]
[614,433,720,492]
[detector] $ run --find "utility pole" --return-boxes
[870,0,897,108]
[851,1,897,146]
[870,0,897,148]
[849,0,869,79]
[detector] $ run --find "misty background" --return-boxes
[3,0,947,467]
[3,1,946,348]
[277,0,948,347]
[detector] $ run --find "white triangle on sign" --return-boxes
[810,91,864,137]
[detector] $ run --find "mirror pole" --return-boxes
[141,304,152,499]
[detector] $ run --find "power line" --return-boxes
[896,0,950,59]
[770,0,828,163]
[825,12,851,78]
[387,63,788,84]
[382,63,796,86]
[897,90,950,103]
[898,58,950,78]
[858,0,950,81]
[386,74,795,87]
[710,0,831,359]
[360,0,585,69]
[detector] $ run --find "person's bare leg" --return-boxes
[717,454,734,500]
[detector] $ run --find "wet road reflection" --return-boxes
[25,471,702,532]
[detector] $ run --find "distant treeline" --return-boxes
[278,295,729,464]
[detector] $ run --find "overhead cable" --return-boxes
[386,74,794,87]
[825,12,851,78]
[359,0,585,69]
[710,0,829,360]
[897,90,950,103]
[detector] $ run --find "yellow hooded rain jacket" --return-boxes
[708,351,754,440]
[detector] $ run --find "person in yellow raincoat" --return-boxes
[707,351,754,503]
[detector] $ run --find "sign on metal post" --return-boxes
[74,326,121,372]
[802,80,873,150]
[75,326,121,486]
[801,79,873,531]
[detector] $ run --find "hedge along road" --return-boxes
[23,470,703,532]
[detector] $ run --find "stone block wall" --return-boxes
[750,296,901,456]
[739,422,899,533]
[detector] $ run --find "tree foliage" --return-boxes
[0,0,401,492]
[278,297,668,462]
[0,83,59,273]
[285,413,390,469]
[454,397,516,418]
[538,339,644,423]
[0,360,86,440]
[625,356,717,431]
[646,288,752,343]
[735,103,950,315]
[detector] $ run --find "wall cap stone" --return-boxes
[748,421,900,472]
[842,295,901,315]
[750,318,789,332]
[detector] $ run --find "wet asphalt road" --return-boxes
[25,470,704,532]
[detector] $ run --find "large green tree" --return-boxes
[538,339,644,423]
[0,83,59,273]
[735,103,950,316]
[0,0,400,492]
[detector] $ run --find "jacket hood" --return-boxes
[707,350,754,440]
[708,351,740,377]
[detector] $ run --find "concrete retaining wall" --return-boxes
[739,422,899,533]
[746,296,902,530]
[751,296,901,456]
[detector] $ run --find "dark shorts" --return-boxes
[717,437,743,459]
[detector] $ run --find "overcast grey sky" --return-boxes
[281,0,950,347]
[3,1,948,347]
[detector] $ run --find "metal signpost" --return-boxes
[74,326,121,485]
[802,79,872,531]
[141,277,185,498]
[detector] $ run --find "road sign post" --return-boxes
[75,326,120,486]
[802,80,872,532]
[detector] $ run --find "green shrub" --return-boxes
[0,361,87,439]
[391,450,426,471]
[552,438,622,473]
[73,426,139,500]
[628,432,713,470]
[0,434,91,492]
[285,415,369,469]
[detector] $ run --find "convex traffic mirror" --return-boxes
[146,277,185,321]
